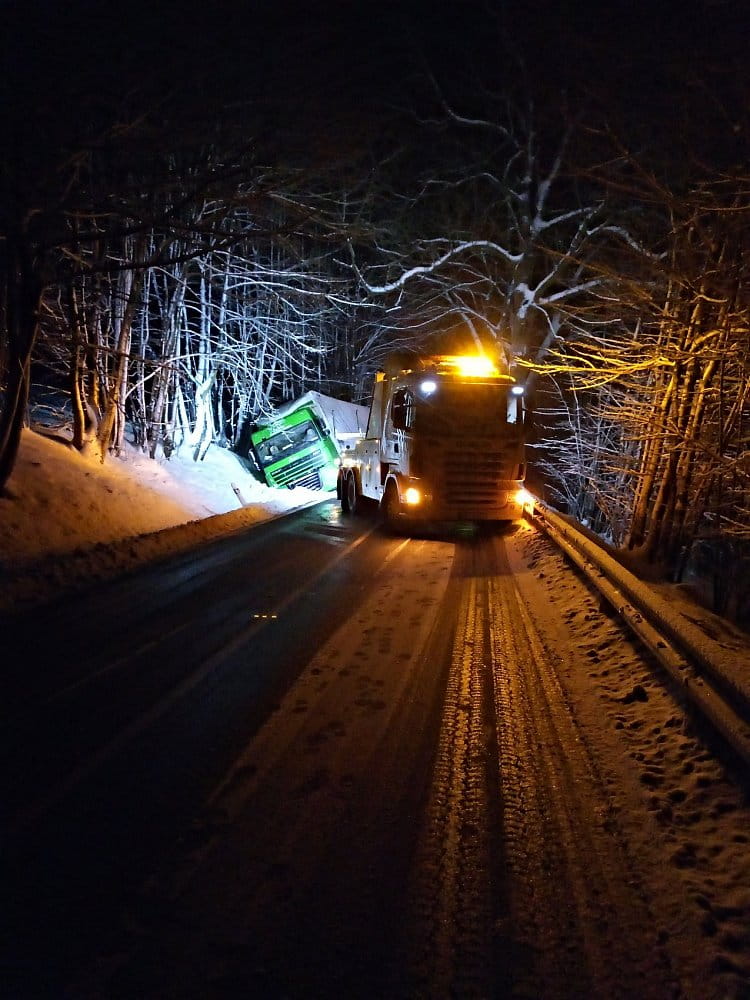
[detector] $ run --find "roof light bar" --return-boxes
[440,355,500,378]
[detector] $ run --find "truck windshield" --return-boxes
[416,383,516,433]
[256,419,320,467]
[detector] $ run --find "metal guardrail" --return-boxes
[527,497,750,772]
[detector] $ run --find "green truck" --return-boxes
[250,391,369,491]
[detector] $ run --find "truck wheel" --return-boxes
[381,481,401,530]
[341,471,352,513]
[345,470,360,515]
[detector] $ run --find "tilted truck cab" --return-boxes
[338,353,529,524]
[251,391,369,491]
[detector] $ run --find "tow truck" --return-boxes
[337,352,529,525]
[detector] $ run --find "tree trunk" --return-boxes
[148,266,186,458]
[0,234,43,492]
[68,279,88,450]
[96,238,147,457]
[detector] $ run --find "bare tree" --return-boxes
[532,148,750,612]
[346,85,613,396]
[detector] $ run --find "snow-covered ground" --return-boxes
[0,429,324,614]
[4,428,750,997]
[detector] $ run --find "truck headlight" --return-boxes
[404,487,421,506]
[515,488,534,511]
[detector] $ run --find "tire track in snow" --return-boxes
[403,567,498,997]
[488,533,678,999]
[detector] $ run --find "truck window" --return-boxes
[507,394,523,425]
[256,418,321,467]
[391,388,415,430]
[417,383,511,433]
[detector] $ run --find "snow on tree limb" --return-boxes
[348,239,523,294]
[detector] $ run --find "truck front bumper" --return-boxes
[398,485,531,522]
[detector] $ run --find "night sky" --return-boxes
[3,0,748,196]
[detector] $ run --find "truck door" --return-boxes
[385,387,414,466]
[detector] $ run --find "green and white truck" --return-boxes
[250,391,369,491]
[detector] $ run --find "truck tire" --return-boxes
[381,480,401,530]
[345,470,360,515]
[341,471,352,513]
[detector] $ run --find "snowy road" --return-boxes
[3,504,750,998]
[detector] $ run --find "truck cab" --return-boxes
[339,354,529,524]
[252,392,369,492]
[252,404,339,490]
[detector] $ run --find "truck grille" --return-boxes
[271,452,323,490]
[442,450,515,509]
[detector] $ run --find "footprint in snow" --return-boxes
[620,683,649,704]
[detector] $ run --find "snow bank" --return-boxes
[531,500,750,719]
[0,429,323,613]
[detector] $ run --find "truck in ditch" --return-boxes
[251,391,369,491]
[337,353,529,524]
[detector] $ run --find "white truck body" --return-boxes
[338,354,528,523]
